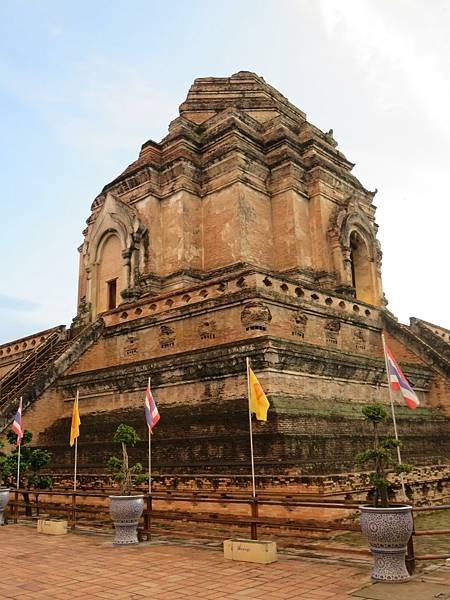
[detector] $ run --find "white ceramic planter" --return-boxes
[360,504,413,582]
[109,495,144,545]
[0,488,10,525]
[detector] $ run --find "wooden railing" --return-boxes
[6,488,450,574]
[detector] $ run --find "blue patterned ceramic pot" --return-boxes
[360,505,413,582]
[109,495,144,545]
[0,488,10,525]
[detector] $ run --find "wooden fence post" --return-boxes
[71,492,76,530]
[406,533,416,575]
[14,489,19,524]
[145,494,152,541]
[250,497,258,540]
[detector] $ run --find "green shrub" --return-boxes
[107,424,147,495]
[0,430,53,489]
[357,404,412,507]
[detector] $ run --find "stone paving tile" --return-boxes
[1,524,449,599]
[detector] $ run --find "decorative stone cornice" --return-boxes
[58,335,433,395]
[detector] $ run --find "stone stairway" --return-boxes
[0,318,104,433]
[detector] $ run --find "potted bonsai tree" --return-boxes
[107,424,147,545]
[357,404,413,582]
[0,439,11,525]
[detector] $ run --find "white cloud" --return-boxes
[318,0,450,138]
[1,3,449,337]
[315,0,450,328]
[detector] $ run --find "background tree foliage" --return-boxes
[0,430,52,489]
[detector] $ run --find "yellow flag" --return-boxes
[249,368,270,421]
[70,395,81,447]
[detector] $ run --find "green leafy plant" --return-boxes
[0,430,53,516]
[107,424,147,495]
[0,439,9,487]
[0,430,53,490]
[357,404,412,507]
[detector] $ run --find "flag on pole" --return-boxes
[145,382,160,432]
[70,394,81,447]
[384,343,420,410]
[248,368,270,421]
[12,398,24,446]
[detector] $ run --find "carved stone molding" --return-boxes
[123,330,139,358]
[240,302,272,332]
[353,328,366,351]
[71,297,91,331]
[291,310,308,338]
[198,319,216,340]
[159,325,176,349]
[325,319,341,345]
[121,286,142,303]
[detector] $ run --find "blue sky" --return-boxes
[1,0,449,343]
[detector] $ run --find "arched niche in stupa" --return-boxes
[328,200,382,306]
[81,192,147,319]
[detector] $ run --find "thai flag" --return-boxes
[384,344,420,410]
[144,382,160,432]
[12,398,24,445]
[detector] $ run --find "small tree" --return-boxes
[3,430,53,490]
[357,404,412,507]
[107,424,147,495]
[0,439,9,487]
[0,430,53,516]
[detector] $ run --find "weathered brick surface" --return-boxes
[1,72,449,497]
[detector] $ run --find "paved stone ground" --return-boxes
[1,525,449,599]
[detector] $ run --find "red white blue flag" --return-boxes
[12,398,24,445]
[144,381,160,432]
[384,344,420,410]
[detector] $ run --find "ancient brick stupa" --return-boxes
[1,72,449,496]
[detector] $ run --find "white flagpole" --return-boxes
[16,443,21,491]
[73,389,79,493]
[148,377,152,496]
[73,438,78,493]
[246,357,257,498]
[381,333,407,501]
[16,396,22,490]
